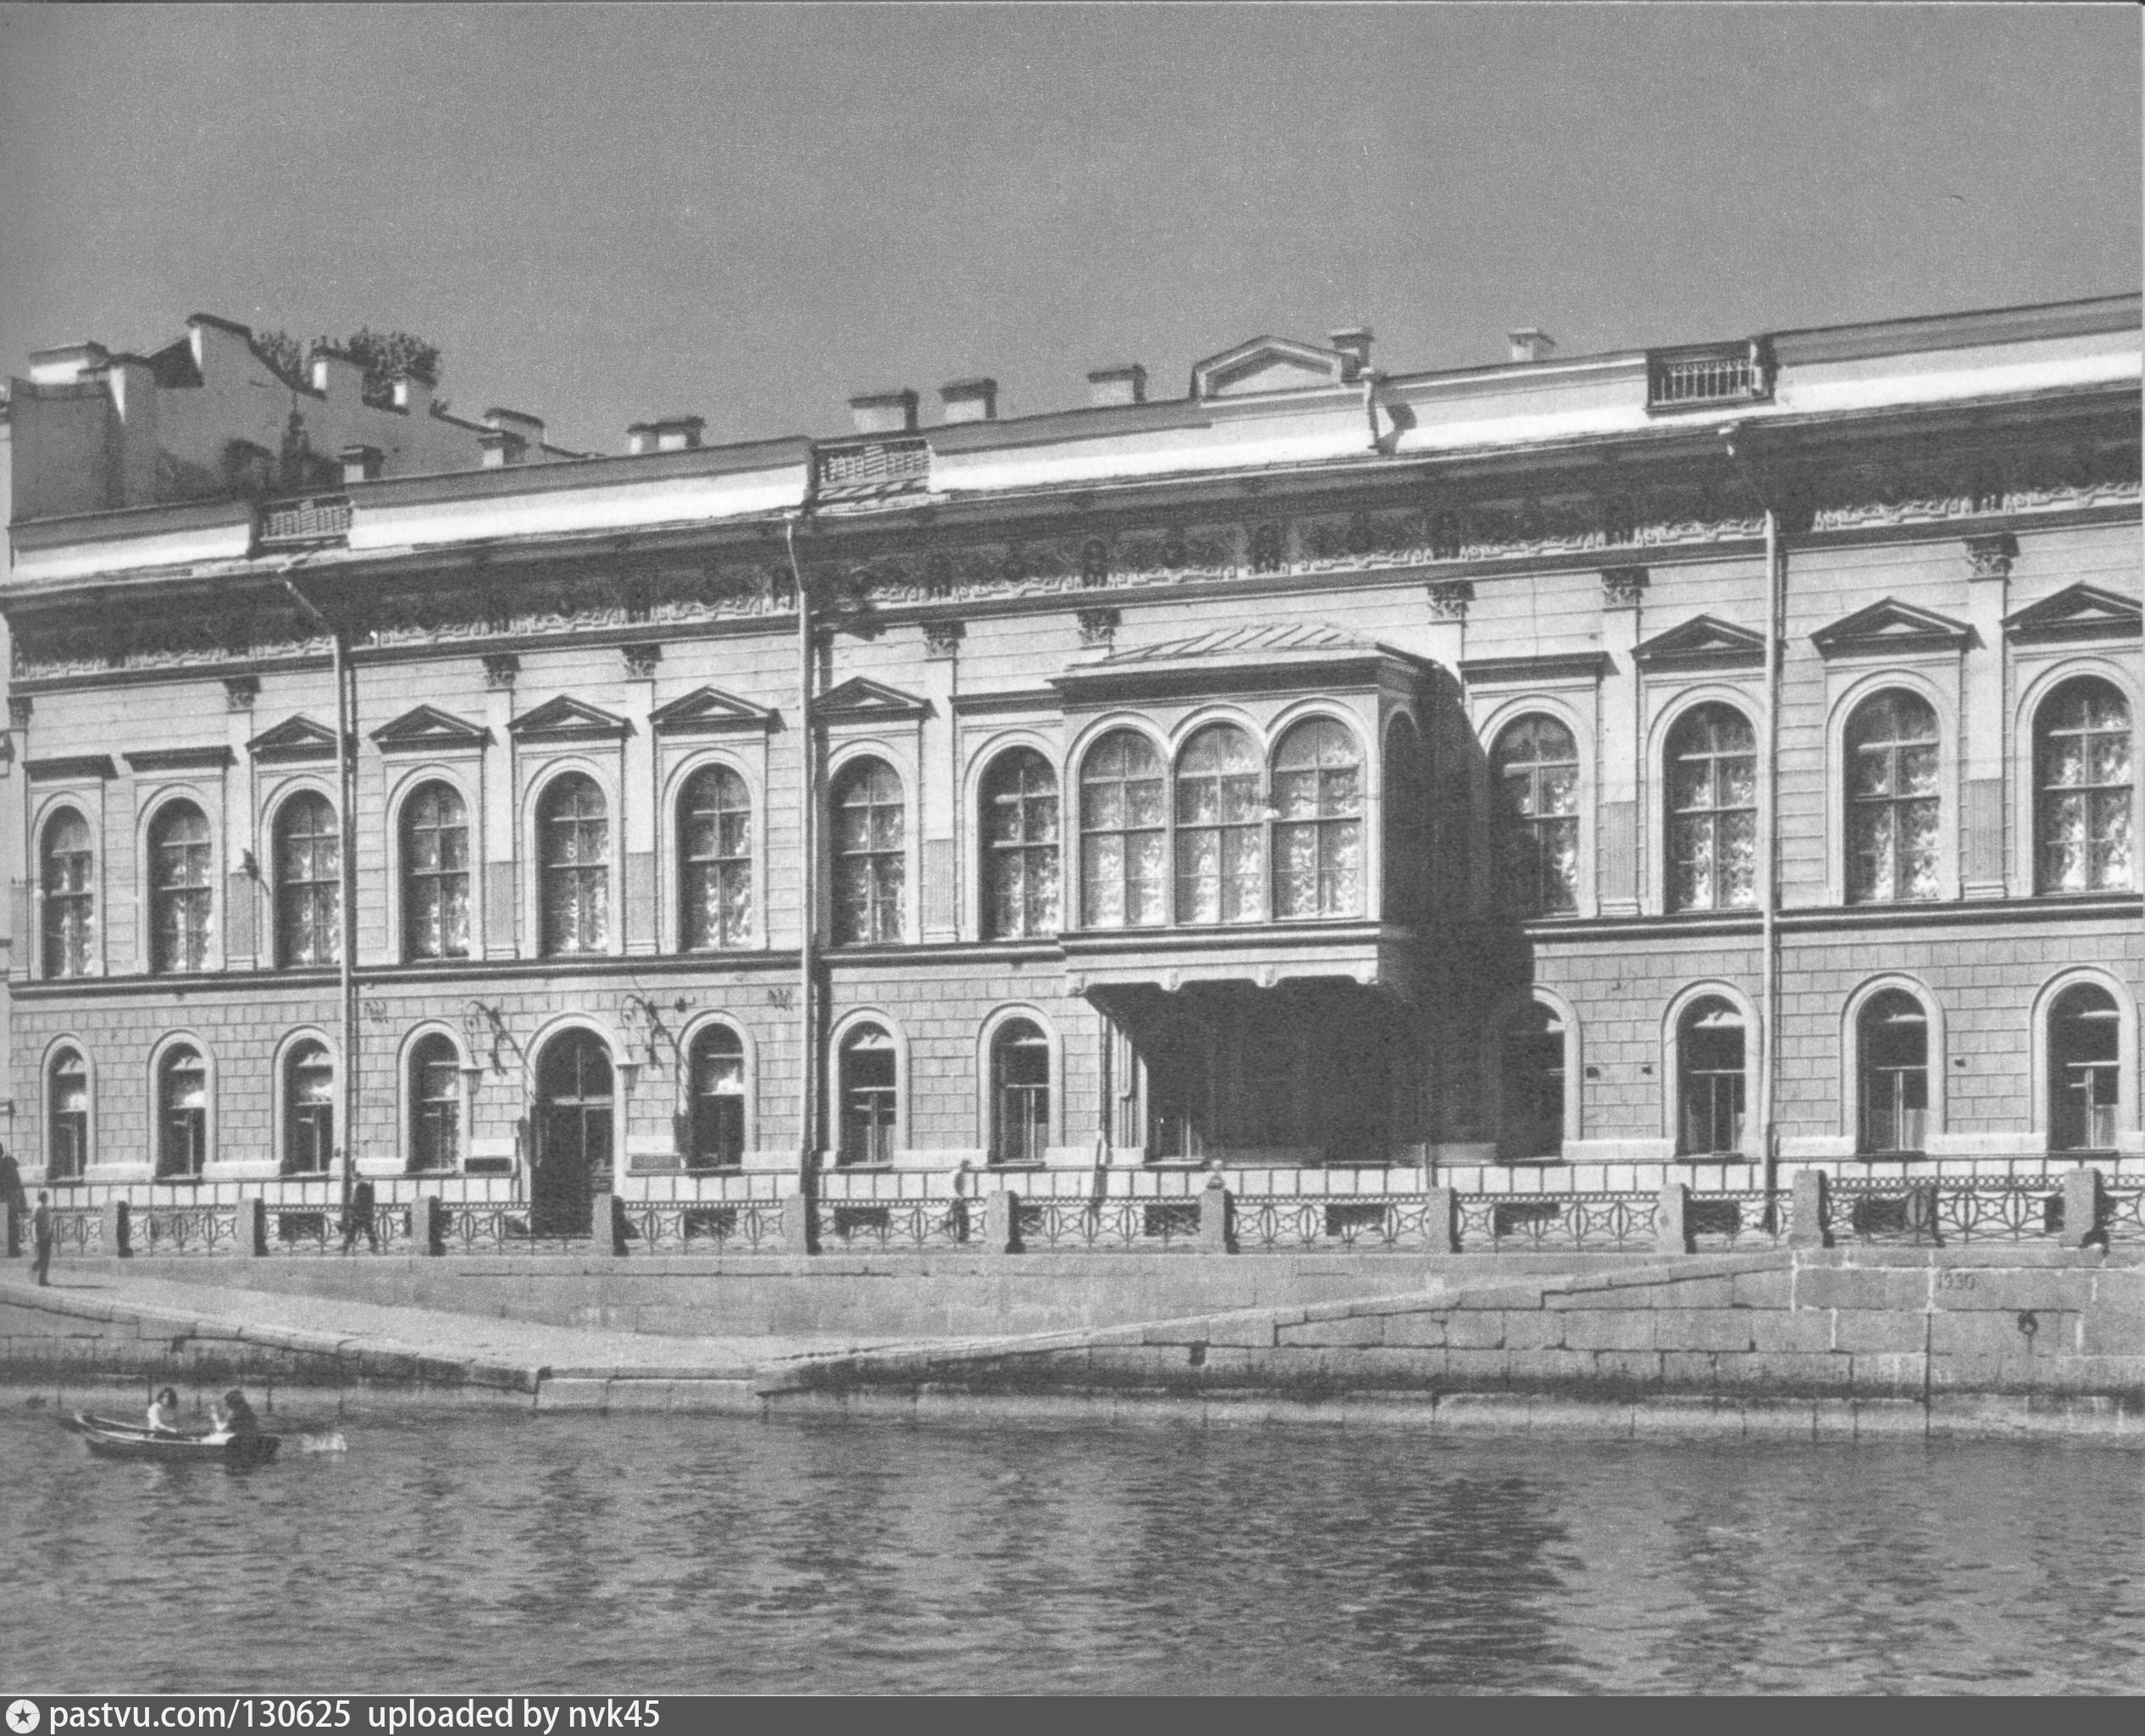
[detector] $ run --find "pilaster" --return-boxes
[918,620,962,940]
[621,643,660,954]
[481,654,519,957]
[1597,566,1647,914]
[1961,534,2013,897]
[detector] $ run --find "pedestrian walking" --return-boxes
[31,1189,55,1286]
[340,1176,378,1253]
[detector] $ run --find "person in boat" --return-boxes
[207,1389,260,1441]
[147,1387,183,1434]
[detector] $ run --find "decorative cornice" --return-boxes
[1458,652,1614,687]
[25,754,117,782]
[125,746,236,773]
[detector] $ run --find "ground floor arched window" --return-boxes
[990,1021,1050,1165]
[158,1046,207,1178]
[1858,991,1928,1155]
[1499,1003,1565,1160]
[409,1034,462,1173]
[2050,984,2120,1152]
[839,1026,897,1165]
[283,1042,335,1174]
[1677,1001,1746,1156]
[689,1026,746,1169]
[48,1049,88,1179]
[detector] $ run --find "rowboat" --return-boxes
[64,1412,281,1467]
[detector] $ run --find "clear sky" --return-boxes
[1,3,2137,456]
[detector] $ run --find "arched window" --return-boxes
[158,1045,207,1178]
[1079,730,1165,928]
[1666,704,1757,912]
[981,749,1059,939]
[408,1034,462,1173]
[1175,723,1262,924]
[1846,691,1940,903]
[48,1048,88,1179]
[276,792,341,968]
[831,758,904,946]
[687,1025,746,1169]
[2037,677,2134,894]
[532,1031,612,1235]
[1493,716,1580,918]
[539,774,610,955]
[148,801,213,973]
[1858,990,1928,1155]
[839,1025,897,1165]
[1499,1003,1565,1161]
[1272,718,1362,918]
[40,810,95,979]
[1677,1000,1746,1156]
[402,782,470,960]
[283,1042,334,1175]
[990,1020,1050,1165]
[680,764,752,950]
[2050,984,2120,1152]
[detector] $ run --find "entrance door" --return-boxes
[533,1031,613,1236]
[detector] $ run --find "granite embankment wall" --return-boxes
[777,1245,2145,1439]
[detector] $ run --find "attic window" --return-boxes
[258,495,352,545]
[1647,342,1771,411]
[816,438,929,498]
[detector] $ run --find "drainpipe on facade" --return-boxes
[784,516,818,1207]
[274,566,359,1216]
[1719,428,1787,1223]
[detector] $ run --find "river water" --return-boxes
[3,1401,2140,1695]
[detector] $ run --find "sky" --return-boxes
[1,3,2138,456]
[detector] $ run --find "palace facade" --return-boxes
[2,296,2139,1233]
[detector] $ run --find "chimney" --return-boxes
[482,408,544,467]
[340,444,385,484]
[27,341,110,385]
[1508,329,1556,364]
[309,346,364,402]
[1328,328,1373,381]
[939,378,998,424]
[1085,363,1147,408]
[391,372,435,417]
[625,415,704,456]
[849,389,918,435]
[186,313,256,380]
[105,355,159,505]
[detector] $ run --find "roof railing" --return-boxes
[1647,340,1774,411]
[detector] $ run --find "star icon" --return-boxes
[7,1700,42,1734]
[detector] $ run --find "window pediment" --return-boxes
[247,714,341,763]
[1633,615,1766,672]
[371,704,491,753]
[26,754,117,782]
[1191,336,1354,400]
[1811,597,1976,658]
[126,745,235,774]
[814,676,930,722]
[650,685,779,736]
[2004,582,2142,645]
[508,696,632,742]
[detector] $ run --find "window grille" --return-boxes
[258,496,352,544]
[1647,345,1769,409]
[815,440,929,496]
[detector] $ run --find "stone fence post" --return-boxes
[1424,1186,1460,1252]
[1655,1183,1692,1254]
[104,1199,130,1258]
[1788,1168,1831,1249]
[782,1192,818,1256]
[413,1195,446,1256]
[2059,1167,2106,1250]
[607,1193,631,1257]
[236,1196,267,1257]
[984,1190,1020,1254]
[1199,1181,1234,1253]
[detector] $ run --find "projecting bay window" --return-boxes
[1666,705,1757,912]
[2037,678,2134,895]
[402,782,471,960]
[276,793,341,968]
[148,801,213,973]
[1846,691,1940,904]
[40,809,95,978]
[831,759,905,946]
[1173,724,1262,924]
[1079,730,1166,928]
[1272,718,1362,919]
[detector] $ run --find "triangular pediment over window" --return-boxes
[1632,614,1767,671]
[1811,597,1976,658]
[2003,583,2142,644]
[247,713,341,763]
[814,676,930,722]
[648,685,779,736]
[507,696,633,741]
[370,704,491,752]
[1191,336,1353,401]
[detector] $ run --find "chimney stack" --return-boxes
[1085,364,1147,408]
[939,378,998,424]
[627,415,702,456]
[27,341,110,385]
[848,389,919,435]
[1328,328,1373,381]
[391,372,435,417]
[310,346,364,402]
[1508,329,1556,364]
[340,444,385,485]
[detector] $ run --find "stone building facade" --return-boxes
[2,297,2139,1232]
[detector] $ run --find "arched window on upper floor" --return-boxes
[1846,691,1940,904]
[48,1047,89,1180]
[1272,718,1362,918]
[831,758,904,946]
[2037,677,2133,895]
[40,809,95,979]
[402,782,470,960]
[148,801,213,974]
[539,774,610,955]
[275,792,341,968]
[1174,723,1262,924]
[1492,715,1579,918]
[1079,730,1166,929]
[680,764,752,951]
[1666,704,1757,912]
[981,749,1059,939]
